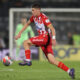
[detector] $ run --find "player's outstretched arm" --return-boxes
[15,20,31,40]
[47,24,56,46]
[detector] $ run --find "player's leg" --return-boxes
[16,37,26,61]
[47,53,69,71]
[47,54,75,79]
[23,39,32,61]
[16,45,20,60]
[43,34,75,79]
[15,40,22,61]
[19,39,33,66]
[41,37,75,79]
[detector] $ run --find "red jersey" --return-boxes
[30,13,51,35]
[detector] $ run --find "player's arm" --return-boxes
[19,20,31,34]
[15,20,31,40]
[47,24,56,46]
[47,24,56,39]
[43,15,56,46]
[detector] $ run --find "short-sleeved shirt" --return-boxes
[30,13,51,35]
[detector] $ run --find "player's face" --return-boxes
[21,18,26,24]
[32,8,40,16]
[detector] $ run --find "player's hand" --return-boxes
[15,33,21,40]
[52,39,56,46]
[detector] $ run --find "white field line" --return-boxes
[0,69,14,71]
[0,69,80,73]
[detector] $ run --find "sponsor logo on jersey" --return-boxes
[33,39,44,42]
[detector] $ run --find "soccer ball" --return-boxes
[2,56,12,66]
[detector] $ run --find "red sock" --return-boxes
[25,50,31,61]
[58,62,69,72]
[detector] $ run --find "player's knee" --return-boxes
[23,40,28,46]
[49,59,56,65]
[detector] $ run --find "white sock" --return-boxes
[67,69,70,74]
[25,59,31,62]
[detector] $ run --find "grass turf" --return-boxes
[0,61,80,80]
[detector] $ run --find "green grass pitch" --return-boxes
[0,61,80,80]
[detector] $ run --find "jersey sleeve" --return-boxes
[43,16,51,26]
[30,16,34,22]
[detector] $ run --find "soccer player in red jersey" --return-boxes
[15,3,75,79]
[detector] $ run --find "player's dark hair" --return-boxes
[21,15,27,21]
[21,15,27,19]
[32,3,41,9]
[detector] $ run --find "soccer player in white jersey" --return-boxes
[15,3,75,79]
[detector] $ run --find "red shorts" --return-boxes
[30,34,54,57]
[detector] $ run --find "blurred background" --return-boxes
[0,0,80,61]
